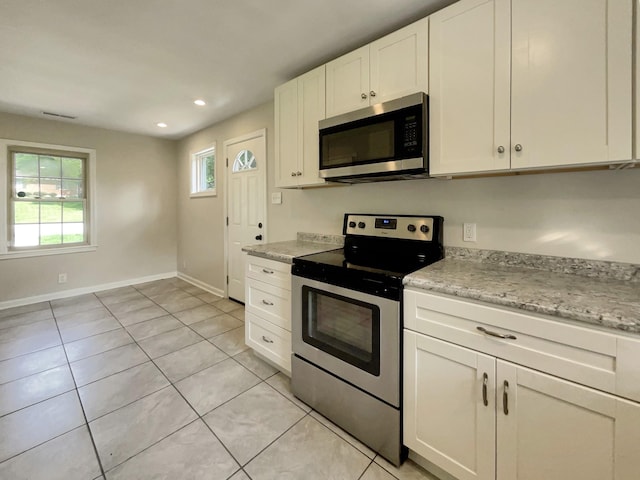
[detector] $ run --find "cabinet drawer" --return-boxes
[404,289,640,402]
[245,312,291,375]
[246,255,291,289]
[246,278,291,331]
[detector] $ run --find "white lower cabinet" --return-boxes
[404,289,640,480]
[245,255,292,375]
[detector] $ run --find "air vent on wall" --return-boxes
[42,111,77,120]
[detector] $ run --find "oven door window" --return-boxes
[301,286,380,376]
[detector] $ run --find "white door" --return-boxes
[369,17,429,105]
[225,129,267,303]
[404,331,496,480]
[428,0,511,175]
[325,45,370,117]
[510,0,632,168]
[497,361,640,480]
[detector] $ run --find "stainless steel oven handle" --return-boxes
[261,299,274,306]
[262,268,274,274]
[262,335,274,344]
[476,326,517,340]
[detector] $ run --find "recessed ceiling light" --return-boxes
[157,122,168,128]
[194,99,206,106]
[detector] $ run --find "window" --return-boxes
[232,149,257,172]
[0,139,97,259]
[191,145,216,196]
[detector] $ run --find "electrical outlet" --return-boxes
[58,273,67,284]
[463,223,477,242]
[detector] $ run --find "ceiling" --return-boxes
[0,0,457,139]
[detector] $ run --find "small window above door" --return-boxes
[232,149,257,172]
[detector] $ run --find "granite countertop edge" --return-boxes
[242,232,344,264]
[405,247,640,335]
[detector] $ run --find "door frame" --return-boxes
[223,128,268,299]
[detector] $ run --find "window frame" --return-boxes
[190,144,216,198]
[0,139,97,259]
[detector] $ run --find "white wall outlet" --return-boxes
[58,273,67,284]
[271,192,282,204]
[463,223,477,242]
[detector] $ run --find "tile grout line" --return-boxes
[51,296,108,479]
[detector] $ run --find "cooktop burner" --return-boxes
[293,214,444,300]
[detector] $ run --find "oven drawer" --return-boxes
[246,311,292,375]
[404,288,640,402]
[246,278,291,331]
[246,256,291,290]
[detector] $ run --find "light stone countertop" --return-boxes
[404,247,640,334]
[242,232,344,264]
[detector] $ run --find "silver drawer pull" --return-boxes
[261,299,274,306]
[476,326,517,340]
[262,268,274,274]
[262,335,274,344]
[503,380,509,415]
[482,373,489,407]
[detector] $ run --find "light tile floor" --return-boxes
[0,278,439,480]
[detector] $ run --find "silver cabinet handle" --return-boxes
[262,268,274,274]
[497,146,505,154]
[262,335,274,344]
[476,326,517,340]
[261,299,274,306]
[514,144,523,152]
[296,171,302,176]
[370,90,376,97]
[361,92,367,99]
[503,380,509,415]
[290,172,296,177]
[482,373,489,407]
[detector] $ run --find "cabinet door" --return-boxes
[325,45,370,117]
[297,65,326,187]
[274,78,299,188]
[429,0,511,175]
[404,331,496,480]
[510,0,632,169]
[369,17,428,105]
[497,361,640,480]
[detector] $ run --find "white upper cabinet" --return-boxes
[326,18,428,118]
[275,65,326,188]
[429,0,511,175]
[325,46,370,117]
[429,0,633,176]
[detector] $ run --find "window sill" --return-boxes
[190,191,217,198]
[0,244,97,260]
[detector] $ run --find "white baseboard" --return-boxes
[0,271,178,311]
[177,272,225,298]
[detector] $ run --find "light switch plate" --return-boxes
[271,192,282,204]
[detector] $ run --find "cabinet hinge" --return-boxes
[226,275,229,284]
[226,158,228,167]
[226,217,229,226]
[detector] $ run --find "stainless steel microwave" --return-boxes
[319,92,428,183]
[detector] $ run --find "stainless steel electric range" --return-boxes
[291,213,444,466]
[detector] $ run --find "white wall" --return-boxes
[176,102,274,293]
[177,101,640,295]
[0,112,178,303]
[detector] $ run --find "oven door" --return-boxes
[292,275,400,407]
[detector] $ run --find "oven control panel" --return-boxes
[344,214,435,241]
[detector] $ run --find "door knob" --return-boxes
[361,93,367,99]
[514,144,523,152]
[497,146,505,154]
[255,234,263,241]
[370,90,376,97]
